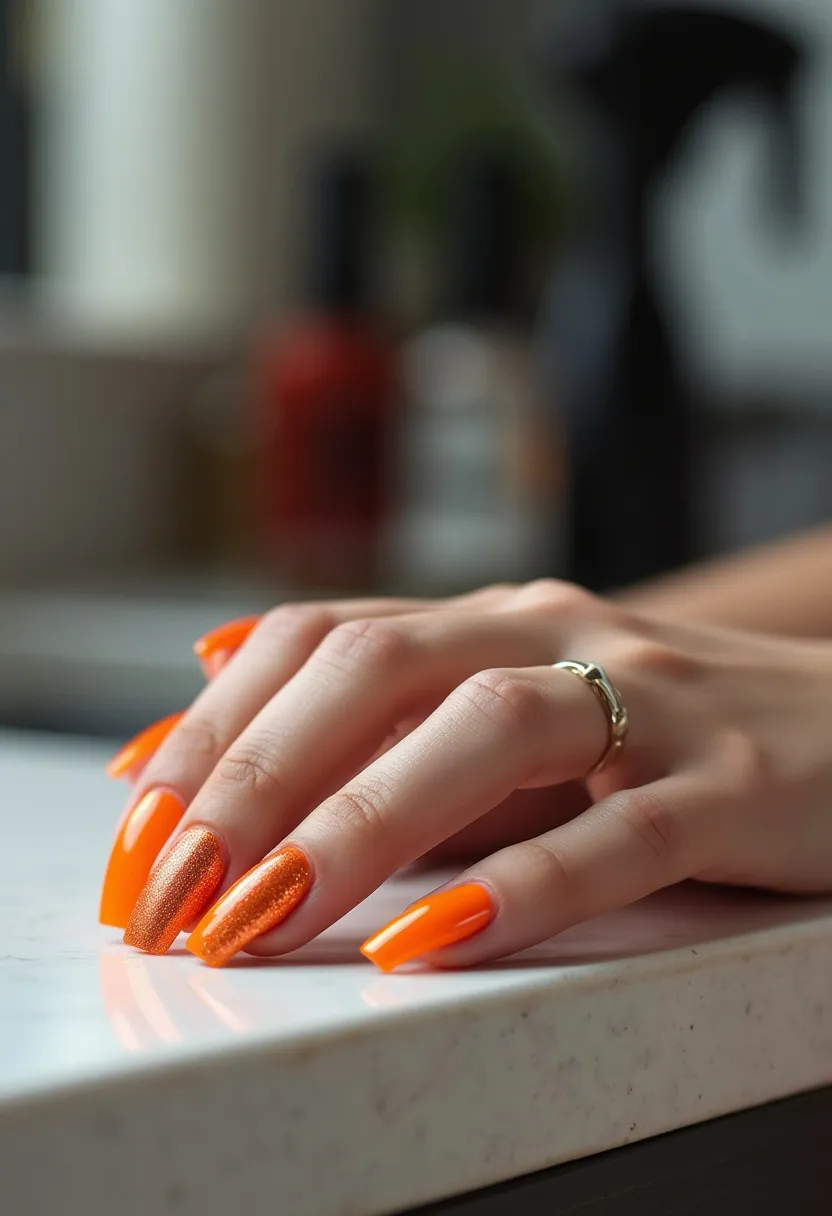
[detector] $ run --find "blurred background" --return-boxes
[0,0,829,741]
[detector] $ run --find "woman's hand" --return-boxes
[99,581,832,970]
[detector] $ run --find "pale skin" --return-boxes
[129,523,832,965]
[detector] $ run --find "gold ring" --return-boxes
[553,660,629,777]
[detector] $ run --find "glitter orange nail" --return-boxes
[124,827,225,955]
[106,712,184,780]
[186,846,312,967]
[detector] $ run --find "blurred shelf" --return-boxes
[0,280,246,361]
[0,569,285,738]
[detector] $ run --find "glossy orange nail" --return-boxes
[193,616,260,677]
[99,789,185,929]
[124,827,225,955]
[187,846,312,967]
[106,712,184,780]
[360,884,494,972]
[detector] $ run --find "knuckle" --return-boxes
[462,582,518,605]
[515,578,595,618]
[480,581,519,596]
[613,634,700,685]
[168,716,225,765]
[615,788,678,863]
[318,617,415,673]
[718,729,773,793]
[323,781,391,838]
[456,669,548,734]
[257,603,336,649]
[215,744,286,800]
[516,836,574,900]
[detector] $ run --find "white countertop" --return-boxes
[3,730,832,1216]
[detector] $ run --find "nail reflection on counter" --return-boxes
[360,975,440,1009]
[99,945,440,1056]
[99,952,183,1051]
[186,971,251,1033]
[99,951,274,1050]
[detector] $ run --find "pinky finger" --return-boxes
[362,769,722,972]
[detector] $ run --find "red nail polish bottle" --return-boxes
[254,151,395,591]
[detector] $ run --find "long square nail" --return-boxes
[124,827,225,955]
[187,846,312,967]
[100,789,185,929]
[360,884,493,972]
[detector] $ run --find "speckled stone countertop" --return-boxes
[2,730,832,1216]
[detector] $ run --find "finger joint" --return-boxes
[317,618,415,677]
[170,717,226,765]
[322,781,391,840]
[257,603,337,653]
[456,670,548,736]
[215,746,286,802]
[615,788,678,864]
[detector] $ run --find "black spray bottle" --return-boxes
[540,3,806,591]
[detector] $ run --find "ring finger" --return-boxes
[402,763,729,971]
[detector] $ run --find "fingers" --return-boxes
[109,581,759,972]
[366,768,722,971]
[102,600,427,930]
[115,597,475,789]
[105,619,263,786]
[168,616,555,888]
[114,608,552,950]
[142,599,458,799]
[181,664,610,965]
[99,607,299,931]
[106,589,521,782]
[418,784,590,865]
[192,599,455,681]
[117,586,637,960]
[133,606,341,797]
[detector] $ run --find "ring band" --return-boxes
[553,660,629,777]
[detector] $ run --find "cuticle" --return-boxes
[455,877,500,927]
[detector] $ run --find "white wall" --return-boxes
[34,0,383,339]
